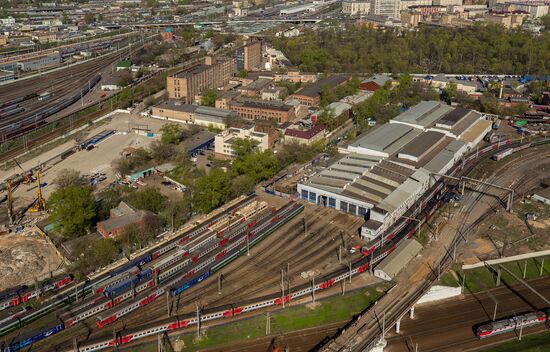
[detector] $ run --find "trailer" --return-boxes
[492,148,513,161]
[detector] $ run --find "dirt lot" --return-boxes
[0,231,64,290]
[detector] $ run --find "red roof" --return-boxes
[285,124,325,140]
[359,81,382,92]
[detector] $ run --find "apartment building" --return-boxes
[167,56,236,103]
[370,0,401,18]
[342,0,372,15]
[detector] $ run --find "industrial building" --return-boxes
[297,101,492,241]
[374,238,423,281]
[236,39,262,72]
[290,75,348,107]
[167,56,236,103]
[228,99,295,124]
[151,102,235,130]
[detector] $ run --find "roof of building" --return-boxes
[181,130,216,152]
[459,119,492,144]
[398,131,446,159]
[361,74,391,87]
[391,101,454,129]
[534,187,550,200]
[292,75,348,98]
[285,124,325,139]
[239,78,273,92]
[98,210,150,234]
[110,201,135,218]
[350,123,422,155]
[231,99,293,112]
[155,101,198,113]
[375,238,423,279]
[325,102,352,117]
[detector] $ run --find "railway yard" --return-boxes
[0,38,140,144]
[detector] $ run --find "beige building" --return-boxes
[167,56,236,103]
[485,11,527,29]
[237,40,262,72]
[284,124,326,145]
[151,102,234,129]
[342,0,371,15]
[401,10,423,26]
[215,126,270,158]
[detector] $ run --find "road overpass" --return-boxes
[131,18,323,28]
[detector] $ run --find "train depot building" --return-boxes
[297,101,492,241]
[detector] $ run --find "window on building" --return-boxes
[301,190,308,200]
[328,198,336,209]
[340,201,348,212]
[309,192,316,203]
[349,204,357,215]
[359,207,367,217]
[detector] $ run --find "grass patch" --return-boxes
[454,257,550,293]
[482,331,550,352]
[127,284,391,352]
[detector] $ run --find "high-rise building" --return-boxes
[342,0,371,15]
[236,40,262,72]
[371,0,401,18]
[167,56,236,103]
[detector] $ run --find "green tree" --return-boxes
[96,188,123,221]
[541,14,550,30]
[160,123,184,144]
[232,150,279,183]
[442,82,458,104]
[73,238,119,277]
[48,186,96,238]
[230,174,255,198]
[124,187,166,213]
[193,168,231,213]
[163,195,192,230]
[200,89,217,107]
[149,140,178,163]
[238,69,248,78]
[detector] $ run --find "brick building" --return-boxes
[228,99,295,124]
[97,202,153,238]
[167,56,236,103]
[289,75,348,107]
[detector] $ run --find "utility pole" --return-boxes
[266,312,270,335]
[523,261,527,279]
[166,291,170,317]
[312,277,315,303]
[246,234,250,256]
[349,262,352,283]
[218,273,222,295]
[541,258,545,276]
[488,292,498,321]
[196,304,200,339]
[519,318,524,341]
[338,245,342,264]
[281,269,285,308]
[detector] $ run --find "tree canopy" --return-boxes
[271,24,550,74]
[48,186,96,238]
[160,123,184,144]
[200,89,217,107]
[193,168,231,213]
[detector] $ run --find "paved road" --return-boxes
[386,277,550,352]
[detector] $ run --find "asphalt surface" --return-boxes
[386,277,550,352]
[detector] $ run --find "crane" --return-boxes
[28,170,46,213]
[13,158,33,184]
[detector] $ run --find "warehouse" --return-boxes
[374,238,423,281]
[297,100,491,241]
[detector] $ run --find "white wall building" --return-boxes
[297,101,492,241]
[214,126,269,158]
[371,0,401,18]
